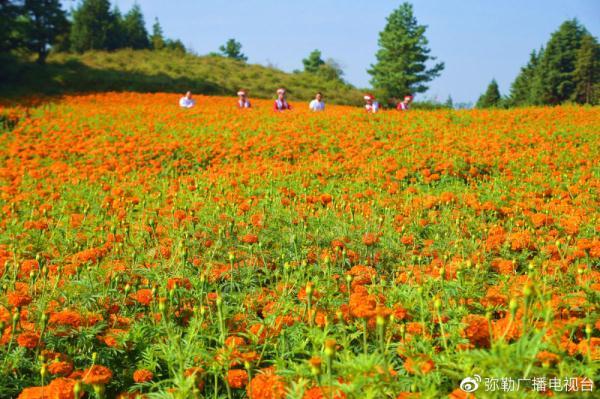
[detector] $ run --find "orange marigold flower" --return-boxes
[48,361,74,376]
[17,386,46,399]
[461,314,490,348]
[246,370,286,399]
[403,354,435,375]
[396,393,421,399]
[17,332,40,349]
[320,194,333,205]
[49,310,83,328]
[362,232,379,246]
[48,377,76,399]
[448,388,476,399]
[166,277,192,290]
[133,368,154,383]
[133,288,153,306]
[7,292,32,308]
[241,233,259,244]
[535,351,560,366]
[225,335,246,349]
[82,365,113,385]
[303,386,346,399]
[227,369,249,389]
[17,377,77,399]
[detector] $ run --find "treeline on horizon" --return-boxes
[1,0,598,108]
[477,19,599,108]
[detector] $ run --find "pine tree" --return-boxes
[368,2,444,100]
[476,79,502,108]
[219,38,247,61]
[302,49,325,73]
[508,49,542,106]
[572,34,600,104]
[150,17,165,50]
[21,0,69,63]
[121,4,149,49]
[107,6,125,50]
[70,0,116,52]
[532,19,587,104]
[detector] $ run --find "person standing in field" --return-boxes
[274,88,292,111]
[237,90,251,108]
[179,91,196,108]
[397,95,413,111]
[364,94,379,113]
[309,92,325,111]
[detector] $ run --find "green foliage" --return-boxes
[508,19,599,107]
[219,38,247,61]
[21,0,69,63]
[150,18,165,50]
[368,2,444,101]
[508,49,542,107]
[69,0,116,52]
[0,49,364,105]
[121,4,150,50]
[303,50,344,82]
[0,0,24,52]
[164,38,186,53]
[571,34,600,105]
[476,79,502,108]
[302,49,325,73]
[530,19,588,105]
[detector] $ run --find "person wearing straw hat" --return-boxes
[179,91,196,108]
[309,92,325,111]
[237,90,251,108]
[274,88,292,111]
[397,95,413,111]
[364,94,379,113]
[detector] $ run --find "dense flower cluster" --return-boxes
[0,93,598,397]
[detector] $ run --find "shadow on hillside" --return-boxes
[0,55,228,104]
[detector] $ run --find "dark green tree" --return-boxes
[476,79,502,108]
[70,0,116,52]
[508,49,542,106]
[21,0,69,63]
[318,59,344,81]
[302,49,325,73]
[121,4,149,49]
[368,2,444,100]
[106,5,125,49]
[0,0,23,52]
[531,19,587,104]
[219,38,247,61]
[571,34,600,104]
[150,17,165,50]
[165,38,185,53]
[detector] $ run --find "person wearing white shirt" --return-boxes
[237,90,251,108]
[309,92,325,111]
[364,94,379,113]
[179,91,196,108]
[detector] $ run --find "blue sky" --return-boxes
[61,0,599,104]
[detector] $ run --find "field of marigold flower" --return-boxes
[0,93,598,398]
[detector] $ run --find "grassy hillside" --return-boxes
[0,49,365,105]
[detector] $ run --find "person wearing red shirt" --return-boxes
[274,88,292,111]
[397,95,413,111]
